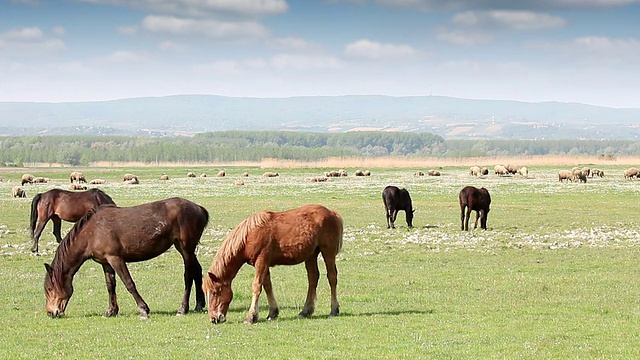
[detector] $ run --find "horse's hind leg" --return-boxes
[31,218,50,253]
[263,269,280,320]
[109,257,150,319]
[102,264,120,317]
[473,210,480,229]
[299,256,320,319]
[323,254,340,317]
[52,216,63,243]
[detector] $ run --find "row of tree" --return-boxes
[0,131,638,166]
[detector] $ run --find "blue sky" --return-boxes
[1,0,639,107]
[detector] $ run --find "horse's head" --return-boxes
[44,263,73,317]
[204,272,233,324]
[406,208,415,228]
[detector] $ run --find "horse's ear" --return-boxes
[44,263,53,275]
[208,272,219,283]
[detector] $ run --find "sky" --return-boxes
[1,0,639,108]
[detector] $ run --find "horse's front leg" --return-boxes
[51,216,63,243]
[390,210,398,229]
[262,269,279,321]
[246,260,268,324]
[109,258,150,319]
[299,256,320,318]
[101,263,119,317]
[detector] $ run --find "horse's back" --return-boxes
[382,185,411,210]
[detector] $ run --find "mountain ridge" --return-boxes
[0,95,638,139]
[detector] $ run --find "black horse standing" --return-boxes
[459,186,491,231]
[382,186,414,229]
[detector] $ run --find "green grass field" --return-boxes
[1,165,639,359]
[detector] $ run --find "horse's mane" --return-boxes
[52,208,98,268]
[208,210,272,277]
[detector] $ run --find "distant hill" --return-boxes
[0,95,639,139]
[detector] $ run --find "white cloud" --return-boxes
[530,36,640,60]
[452,10,566,29]
[344,39,416,59]
[271,36,313,50]
[271,54,344,71]
[371,0,639,10]
[74,0,288,17]
[158,40,187,52]
[108,50,144,63]
[438,10,566,45]
[141,15,269,40]
[0,27,66,55]
[51,26,67,36]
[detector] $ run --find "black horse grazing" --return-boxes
[382,186,414,229]
[459,186,491,231]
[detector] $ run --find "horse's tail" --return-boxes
[30,193,42,236]
[333,210,344,254]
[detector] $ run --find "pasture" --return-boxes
[1,164,640,358]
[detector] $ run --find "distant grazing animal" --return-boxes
[233,179,244,186]
[581,167,591,177]
[505,164,519,175]
[311,176,328,182]
[427,170,440,176]
[459,186,491,231]
[33,177,50,184]
[44,197,209,318]
[382,186,414,229]
[187,172,196,178]
[159,174,169,180]
[123,173,137,181]
[123,177,139,185]
[30,188,115,253]
[325,171,340,177]
[203,204,342,324]
[69,184,87,190]
[242,172,250,177]
[558,170,575,182]
[338,169,348,177]
[363,170,371,176]
[354,170,365,176]
[518,167,529,178]
[591,168,604,177]
[494,165,508,176]
[217,170,226,177]
[21,174,35,186]
[89,179,106,184]
[263,172,279,177]
[200,173,207,178]
[573,169,587,183]
[70,171,86,184]
[624,167,639,180]
[469,166,481,177]
[12,186,26,198]
[414,171,424,176]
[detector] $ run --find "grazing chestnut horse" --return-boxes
[459,186,491,231]
[44,197,209,319]
[382,185,414,229]
[30,188,116,253]
[203,204,343,324]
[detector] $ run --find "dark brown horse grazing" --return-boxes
[44,197,209,319]
[30,188,115,253]
[382,185,414,229]
[459,186,491,231]
[203,204,343,324]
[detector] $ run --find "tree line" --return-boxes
[0,131,637,166]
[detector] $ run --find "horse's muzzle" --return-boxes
[210,313,226,324]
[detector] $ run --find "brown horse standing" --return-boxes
[44,197,209,318]
[203,204,343,324]
[30,188,115,253]
[459,186,491,231]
